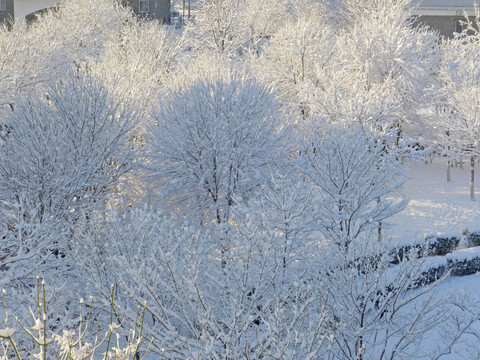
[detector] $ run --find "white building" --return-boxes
[414,0,477,37]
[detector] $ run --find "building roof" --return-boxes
[416,0,476,16]
[419,0,475,7]
[14,0,59,21]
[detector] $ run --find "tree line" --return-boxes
[0,0,479,358]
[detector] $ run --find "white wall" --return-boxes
[14,0,59,21]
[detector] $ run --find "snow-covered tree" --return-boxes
[146,57,291,226]
[90,18,186,205]
[188,0,319,58]
[332,0,438,139]
[231,165,318,274]
[0,0,133,112]
[94,19,185,123]
[254,1,335,124]
[241,0,291,56]
[433,11,480,200]
[188,0,248,56]
[0,69,137,292]
[256,0,437,139]
[303,123,408,248]
[297,121,474,359]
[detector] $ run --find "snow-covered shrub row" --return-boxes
[387,240,458,285]
[427,235,461,256]
[409,246,480,279]
[415,256,449,286]
[464,230,480,247]
[447,247,480,277]
[419,264,449,286]
[449,258,480,277]
[389,243,427,264]
[391,233,461,261]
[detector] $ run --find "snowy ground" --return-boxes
[389,158,480,359]
[432,273,480,360]
[389,158,480,246]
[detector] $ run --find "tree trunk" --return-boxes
[471,156,475,201]
[378,221,382,242]
[447,159,451,183]
[377,198,382,241]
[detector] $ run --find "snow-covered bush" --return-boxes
[420,264,449,286]
[74,205,334,358]
[0,280,149,359]
[464,230,480,247]
[447,248,480,276]
[389,242,427,264]
[427,235,460,256]
[72,200,480,360]
[449,259,480,276]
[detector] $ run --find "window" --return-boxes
[455,19,466,34]
[139,0,149,13]
[455,19,478,36]
[0,0,6,11]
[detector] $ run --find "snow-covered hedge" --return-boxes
[427,235,460,256]
[406,245,480,278]
[464,230,480,247]
[446,247,480,276]
[417,256,449,286]
[389,241,428,264]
